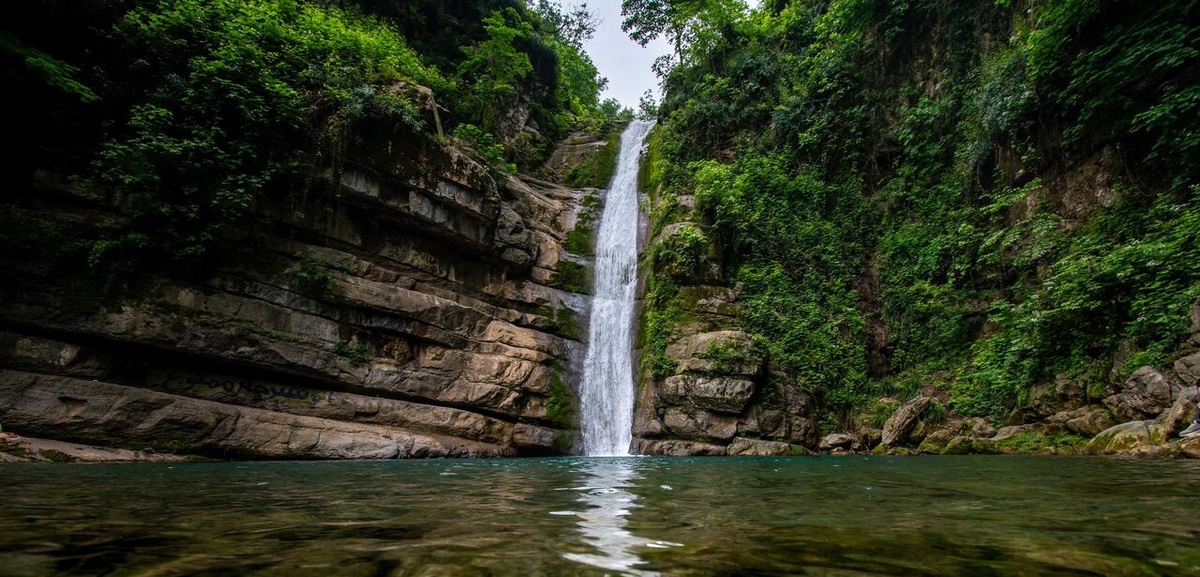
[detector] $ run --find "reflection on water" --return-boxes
[557,458,678,576]
[2,457,1200,575]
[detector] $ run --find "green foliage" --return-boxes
[599,98,636,121]
[453,123,516,174]
[333,339,369,364]
[644,0,1200,428]
[564,191,601,255]
[4,0,612,292]
[1025,0,1200,189]
[640,274,683,380]
[549,260,589,293]
[291,252,335,296]
[0,31,98,102]
[651,223,710,281]
[545,370,576,428]
[699,341,749,370]
[89,0,443,279]
[866,400,899,429]
[565,128,622,189]
[456,8,535,134]
[993,431,1088,454]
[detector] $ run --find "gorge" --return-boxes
[3,1,1200,575]
[1,0,1199,463]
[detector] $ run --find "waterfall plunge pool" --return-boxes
[2,456,1199,576]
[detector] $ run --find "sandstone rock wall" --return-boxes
[0,127,604,460]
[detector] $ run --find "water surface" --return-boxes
[2,456,1198,576]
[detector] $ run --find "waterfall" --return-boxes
[579,120,654,457]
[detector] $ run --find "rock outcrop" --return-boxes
[632,189,816,455]
[0,122,608,459]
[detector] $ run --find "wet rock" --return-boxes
[727,438,797,456]
[881,396,932,446]
[1102,367,1181,422]
[632,438,726,456]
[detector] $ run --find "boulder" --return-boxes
[881,396,932,446]
[942,436,997,455]
[917,428,957,454]
[658,375,756,414]
[1102,367,1181,422]
[858,427,883,449]
[1178,436,1200,459]
[1025,375,1087,419]
[992,424,1040,441]
[1047,406,1116,437]
[818,433,857,451]
[1085,421,1165,455]
[787,416,818,447]
[1158,386,1200,437]
[1174,353,1200,387]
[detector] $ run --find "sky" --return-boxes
[580,1,759,109]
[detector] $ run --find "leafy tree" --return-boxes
[622,0,747,65]
[531,0,598,48]
[457,7,535,135]
[637,89,659,120]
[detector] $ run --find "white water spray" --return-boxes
[579,120,654,457]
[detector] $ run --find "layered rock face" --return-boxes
[0,127,599,459]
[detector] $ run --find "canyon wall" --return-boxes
[0,124,612,460]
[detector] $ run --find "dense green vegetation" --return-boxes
[2,0,618,286]
[637,0,1200,429]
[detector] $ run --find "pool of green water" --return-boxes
[1,456,1197,576]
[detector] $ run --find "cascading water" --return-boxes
[578,120,654,457]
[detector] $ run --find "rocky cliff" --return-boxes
[0,122,615,460]
[629,0,1200,458]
